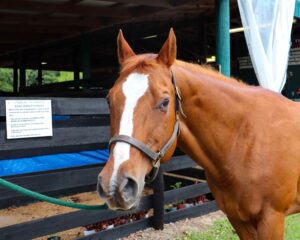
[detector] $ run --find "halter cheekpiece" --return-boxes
[109,70,182,183]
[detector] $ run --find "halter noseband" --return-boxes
[109,71,183,184]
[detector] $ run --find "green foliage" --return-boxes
[27,70,74,86]
[26,69,38,86]
[0,68,77,92]
[178,213,300,240]
[0,68,13,92]
[170,181,182,190]
[285,213,300,240]
[41,70,60,85]
[57,71,74,82]
[178,219,238,240]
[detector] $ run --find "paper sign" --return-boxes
[6,100,53,139]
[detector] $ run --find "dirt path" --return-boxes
[0,191,104,239]
[0,192,106,228]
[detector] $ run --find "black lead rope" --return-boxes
[109,70,183,183]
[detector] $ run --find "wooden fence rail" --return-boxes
[0,181,216,240]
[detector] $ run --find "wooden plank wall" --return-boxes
[0,156,196,208]
[0,98,109,159]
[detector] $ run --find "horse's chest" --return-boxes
[209,185,238,216]
[206,176,262,221]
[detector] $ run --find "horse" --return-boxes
[97,29,300,239]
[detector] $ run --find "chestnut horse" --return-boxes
[97,29,300,239]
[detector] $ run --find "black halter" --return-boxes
[109,71,183,183]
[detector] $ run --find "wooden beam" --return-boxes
[0,13,201,58]
[0,196,151,240]
[169,0,203,7]
[110,0,204,7]
[73,47,80,90]
[149,168,164,230]
[0,44,26,51]
[0,12,104,27]
[37,65,43,86]
[0,24,88,35]
[0,35,61,45]
[0,0,131,18]
[198,15,208,63]
[110,0,172,8]
[19,56,26,94]
[80,36,91,80]
[13,60,18,94]
[129,5,163,16]
[0,97,109,116]
[0,30,65,39]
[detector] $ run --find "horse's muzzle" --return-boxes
[97,175,139,210]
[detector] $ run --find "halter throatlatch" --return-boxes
[109,71,183,183]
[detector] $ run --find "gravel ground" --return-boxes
[123,210,226,240]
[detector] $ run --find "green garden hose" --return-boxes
[0,178,107,210]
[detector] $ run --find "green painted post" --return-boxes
[216,0,230,76]
[295,0,300,18]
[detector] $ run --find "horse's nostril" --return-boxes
[120,177,138,199]
[97,177,107,199]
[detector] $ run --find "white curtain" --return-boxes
[237,0,295,92]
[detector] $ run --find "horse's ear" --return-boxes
[117,30,136,64]
[157,28,177,67]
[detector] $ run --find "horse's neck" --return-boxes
[174,64,248,183]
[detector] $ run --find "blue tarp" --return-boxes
[0,149,109,177]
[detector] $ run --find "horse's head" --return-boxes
[97,29,180,210]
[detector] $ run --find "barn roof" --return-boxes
[0,0,242,69]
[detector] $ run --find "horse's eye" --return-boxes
[159,98,170,111]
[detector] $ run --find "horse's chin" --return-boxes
[107,200,139,211]
[98,177,145,211]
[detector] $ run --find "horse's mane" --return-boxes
[120,54,245,86]
[174,60,245,86]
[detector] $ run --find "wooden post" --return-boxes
[231,36,239,76]
[216,0,230,76]
[19,56,26,94]
[73,47,80,90]
[37,65,43,86]
[80,36,91,80]
[150,168,164,230]
[13,59,18,94]
[198,16,208,64]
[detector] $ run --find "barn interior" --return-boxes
[0,0,299,98]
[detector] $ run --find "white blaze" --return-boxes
[110,73,149,190]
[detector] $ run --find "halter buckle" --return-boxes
[153,151,163,167]
[175,86,182,100]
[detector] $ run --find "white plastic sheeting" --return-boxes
[237,0,295,92]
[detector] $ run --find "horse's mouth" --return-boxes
[106,198,139,211]
[103,191,141,211]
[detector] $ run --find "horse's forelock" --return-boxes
[120,54,158,76]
